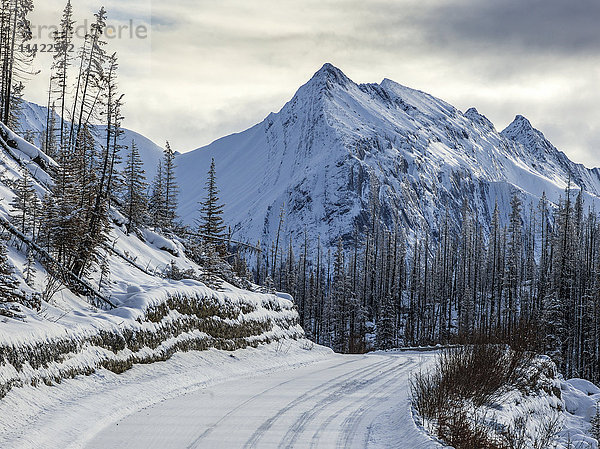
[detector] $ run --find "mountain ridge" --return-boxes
[175,63,600,250]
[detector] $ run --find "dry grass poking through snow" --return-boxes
[411,342,563,449]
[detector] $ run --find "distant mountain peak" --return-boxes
[464,107,495,130]
[175,66,600,249]
[500,114,579,183]
[503,114,536,137]
[310,63,352,87]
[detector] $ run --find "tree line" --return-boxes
[259,183,600,384]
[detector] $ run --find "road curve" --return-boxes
[86,351,440,449]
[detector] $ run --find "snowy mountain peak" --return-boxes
[514,114,531,124]
[464,107,495,130]
[176,64,600,249]
[464,107,480,116]
[501,114,555,154]
[501,114,600,193]
[503,114,536,138]
[309,63,352,88]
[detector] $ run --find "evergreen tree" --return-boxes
[163,141,178,229]
[70,6,107,151]
[0,0,35,126]
[52,0,74,151]
[331,238,348,353]
[10,170,37,235]
[200,242,223,290]
[148,160,167,229]
[23,247,35,287]
[0,236,18,303]
[198,158,225,244]
[506,192,523,334]
[377,294,396,350]
[41,103,58,158]
[122,139,148,233]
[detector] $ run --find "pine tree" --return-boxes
[506,192,523,334]
[331,238,348,353]
[198,158,225,245]
[23,247,35,287]
[98,254,110,292]
[41,103,58,158]
[52,0,74,151]
[200,242,223,290]
[163,141,178,229]
[103,53,125,206]
[0,236,18,303]
[0,0,35,126]
[70,6,107,151]
[377,294,396,350]
[10,170,37,236]
[148,160,167,229]
[122,139,148,233]
[272,203,285,280]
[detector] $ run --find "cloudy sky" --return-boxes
[28,0,600,167]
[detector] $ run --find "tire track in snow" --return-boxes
[185,357,362,449]
[278,356,409,449]
[306,355,417,449]
[242,357,392,449]
[336,356,418,449]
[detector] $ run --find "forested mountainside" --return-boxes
[0,2,302,401]
[174,65,600,384]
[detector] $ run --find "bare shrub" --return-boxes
[437,407,507,449]
[411,339,546,449]
[414,344,534,409]
[500,412,561,449]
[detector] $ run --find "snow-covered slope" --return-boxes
[16,101,165,180]
[176,63,600,248]
[0,121,304,401]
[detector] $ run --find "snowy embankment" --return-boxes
[412,349,600,449]
[560,377,600,447]
[0,281,304,400]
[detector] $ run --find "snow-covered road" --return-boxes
[86,351,439,449]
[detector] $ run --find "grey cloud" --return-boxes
[417,0,600,55]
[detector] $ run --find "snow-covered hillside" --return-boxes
[0,120,304,400]
[176,63,600,249]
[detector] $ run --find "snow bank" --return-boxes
[415,351,600,448]
[560,378,600,448]
[0,284,304,400]
[141,228,180,255]
[0,122,57,186]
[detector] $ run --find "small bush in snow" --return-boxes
[411,341,560,449]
